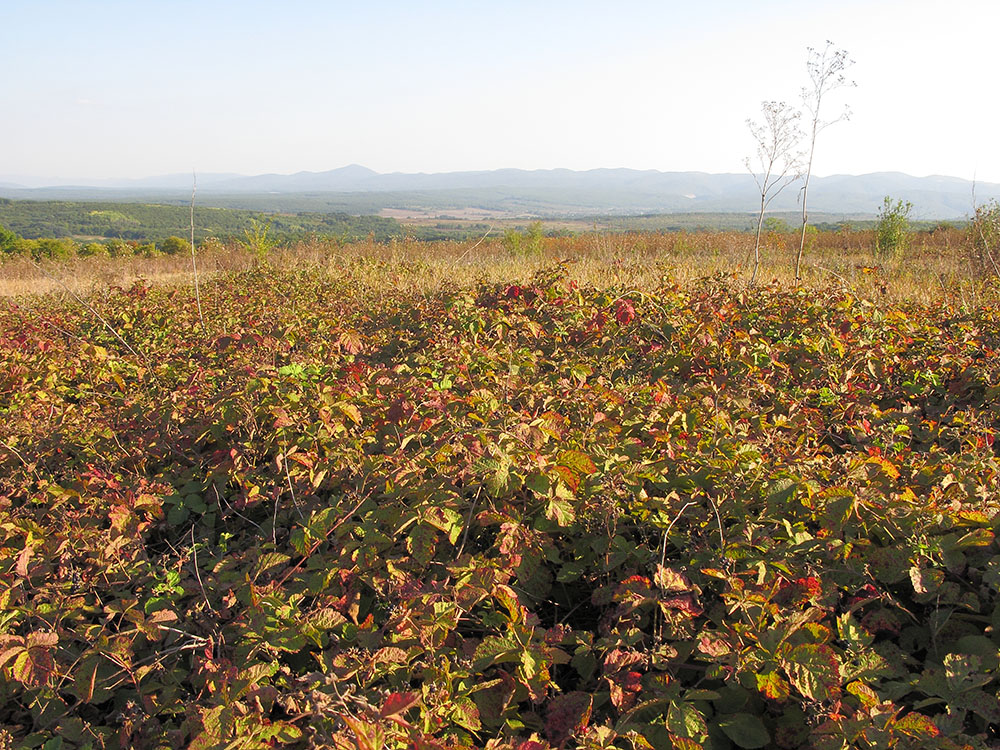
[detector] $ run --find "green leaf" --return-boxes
[252,552,290,579]
[546,497,575,527]
[200,705,233,740]
[892,712,940,738]
[337,401,363,425]
[472,677,515,727]
[472,636,520,670]
[424,505,464,545]
[309,608,348,630]
[755,671,790,701]
[451,697,482,732]
[479,454,515,498]
[910,566,943,595]
[289,527,308,556]
[666,700,707,739]
[557,449,596,477]
[783,644,841,702]
[718,713,770,749]
[767,478,797,505]
[943,653,992,693]
[406,524,436,565]
[234,661,278,699]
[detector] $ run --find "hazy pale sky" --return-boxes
[3,0,999,182]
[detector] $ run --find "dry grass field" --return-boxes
[0,225,988,305]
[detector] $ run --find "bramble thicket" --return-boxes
[1,242,1000,748]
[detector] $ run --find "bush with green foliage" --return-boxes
[762,217,792,234]
[0,223,19,254]
[503,221,545,256]
[243,218,276,265]
[78,242,110,258]
[105,239,135,258]
[159,236,190,255]
[31,238,76,261]
[874,196,913,261]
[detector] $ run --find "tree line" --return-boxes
[0,198,401,248]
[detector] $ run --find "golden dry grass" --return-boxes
[0,227,992,305]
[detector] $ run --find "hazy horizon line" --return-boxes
[2,164,996,189]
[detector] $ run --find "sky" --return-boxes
[3,0,999,184]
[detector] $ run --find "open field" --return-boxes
[2,233,1000,748]
[0,225,989,303]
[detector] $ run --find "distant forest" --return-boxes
[0,199,401,242]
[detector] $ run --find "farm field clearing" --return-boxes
[1,236,999,748]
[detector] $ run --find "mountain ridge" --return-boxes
[1,166,997,219]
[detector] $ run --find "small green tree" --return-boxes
[243,218,276,265]
[502,221,545,257]
[160,236,189,255]
[763,217,792,234]
[0,223,19,254]
[34,238,76,260]
[106,239,134,257]
[873,196,913,261]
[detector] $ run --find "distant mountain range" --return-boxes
[2,166,997,219]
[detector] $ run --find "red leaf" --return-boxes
[551,465,580,492]
[381,691,420,718]
[603,649,644,710]
[504,284,523,298]
[341,716,382,750]
[697,632,731,657]
[614,298,637,325]
[659,593,703,617]
[545,692,593,746]
[516,741,551,750]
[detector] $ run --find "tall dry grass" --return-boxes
[0,227,992,305]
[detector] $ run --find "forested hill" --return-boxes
[0,199,401,242]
